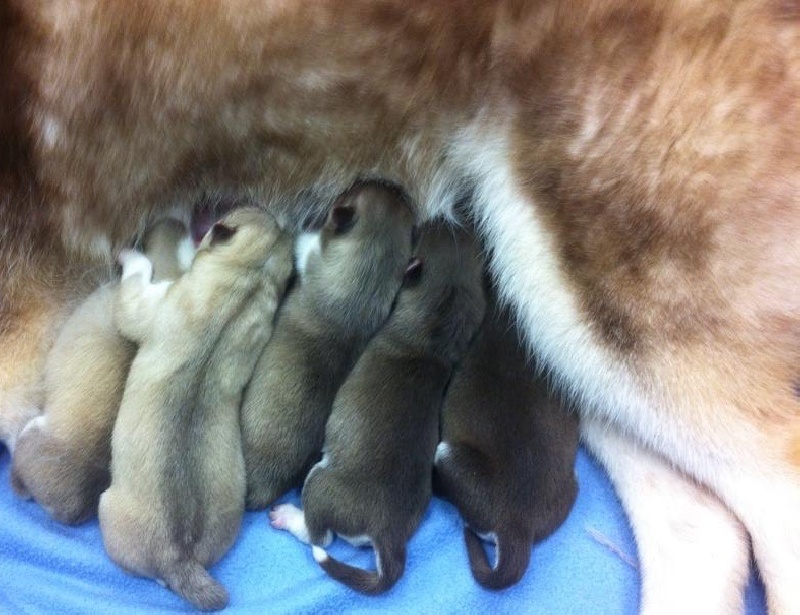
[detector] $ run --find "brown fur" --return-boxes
[241,182,416,510]
[272,222,486,595]
[9,218,191,524]
[99,209,292,610]
[435,284,579,590]
[1,1,798,610]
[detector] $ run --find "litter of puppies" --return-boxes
[10,182,580,610]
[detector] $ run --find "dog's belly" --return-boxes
[463,134,648,427]
[459,124,798,475]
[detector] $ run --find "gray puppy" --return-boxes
[240,181,416,510]
[434,285,580,590]
[99,209,292,611]
[271,223,486,595]
[11,218,192,524]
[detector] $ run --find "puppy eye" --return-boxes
[330,205,357,234]
[210,222,237,244]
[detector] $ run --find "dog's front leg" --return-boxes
[581,415,750,615]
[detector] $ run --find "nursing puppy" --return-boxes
[98,209,292,611]
[2,3,799,610]
[435,285,580,590]
[271,223,486,595]
[240,181,416,510]
[10,218,193,525]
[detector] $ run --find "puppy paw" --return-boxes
[269,504,312,544]
[118,250,153,281]
[269,504,301,531]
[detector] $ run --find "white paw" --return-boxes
[269,504,312,544]
[119,250,153,281]
[269,504,302,531]
[434,441,451,464]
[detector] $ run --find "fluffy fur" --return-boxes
[10,217,192,524]
[1,2,798,610]
[434,284,579,590]
[271,222,486,594]
[98,209,293,611]
[240,182,416,510]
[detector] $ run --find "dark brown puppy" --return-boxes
[435,285,579,590]
[271,222,486,595]
[10,218,192,524]
[240,181,416,510]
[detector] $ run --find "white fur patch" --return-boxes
[312,545,329,563]
[475,530,498,546]
[340,533,372,548]
[454,122,650,426]
[175,236,196,273]
[19,415,48,440]
[294,232,321,277]
[119,250,153,281]
[433,441,450,464]
[317,452,331,469]
[39,115,63,150]
[581,416,749,613]
[269,504,312,544]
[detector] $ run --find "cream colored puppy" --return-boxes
[98,208,292,611]
[11,218,192,525]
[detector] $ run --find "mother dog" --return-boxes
[1,1,797,612]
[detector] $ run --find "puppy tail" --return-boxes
[464,526,530,590]
[163,559,229,611]
[312,539,405,595]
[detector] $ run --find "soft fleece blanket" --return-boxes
[0,446,766,614]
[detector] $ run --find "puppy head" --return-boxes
[196,207,285,268]
[391,222,486,362]
[313,180,416,265]
[294,180,418,330]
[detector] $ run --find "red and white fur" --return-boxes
[0,1,797,612]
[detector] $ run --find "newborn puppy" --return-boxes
[10,218,193,524]
[271,223,486,595]
[240,181,416,510]
[98,208,292,611]
[434,286,580,590]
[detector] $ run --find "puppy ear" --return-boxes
[210,222,237,245]
[404,257,424,284]
[331,205,357,233]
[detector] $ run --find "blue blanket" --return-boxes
[0,446,766,613]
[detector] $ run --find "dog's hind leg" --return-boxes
[581,415,750,615]
[705,423,800,615]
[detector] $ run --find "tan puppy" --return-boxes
[1,3,798,611]
[241,181,416,510]
[98,209,292,611]
[10,218,193,525]
[271,223,485,595]
[435,284,580,590]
